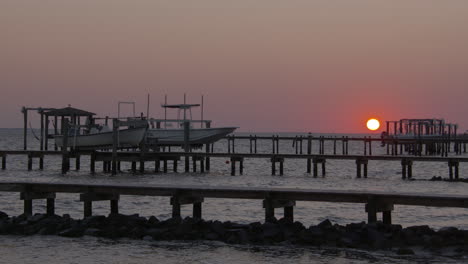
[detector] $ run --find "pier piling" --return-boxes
[80,193,120,218]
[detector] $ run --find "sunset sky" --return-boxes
[1,1,468,133]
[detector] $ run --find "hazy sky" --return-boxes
[1,1,468,132]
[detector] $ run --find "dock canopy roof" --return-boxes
[161,104,200,109]
[44,107,95,116]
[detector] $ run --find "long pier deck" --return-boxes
[0,182,467,225]
[1,149,466,180]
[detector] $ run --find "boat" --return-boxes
[147,103,237,146]
[54,124,147,150]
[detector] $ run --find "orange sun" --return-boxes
[366,118,380,131]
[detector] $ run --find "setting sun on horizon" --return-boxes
[366,118,380,131]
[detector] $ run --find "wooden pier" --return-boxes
[0,182,467,225]
[0,149,467,180]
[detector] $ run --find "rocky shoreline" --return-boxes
[1,211,468,256]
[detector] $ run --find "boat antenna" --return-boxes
[146,93,150,119]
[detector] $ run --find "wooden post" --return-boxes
[27,154,33,171]
[173,159,178,172]
[171,197,181,218]
[366,201,377,224]
[47,198,55,216]
[407,160,413,179]
[383,211,392,225]
[271,159,276,175]
[333,138,337,155]
[163,160,168,173]
[84,201,92,218]
[307,134,312,173]
[23,107,28,150]
[39,154,44,170]
[75,155,80,171]
[263,199,275,223]
[356,159,361,178]
[90,152,96,174]
[279,158,284,176]
[184,122,190,173]
[40,111,44,151]
[45,115,49,151]
[313,159,318,178]
[192,157,197,172]
[112,119,118,175]
[1,155,5,170]
[110,200,119,215]
[284,206,294,223]
[205,143,210,171]
[231,157,236,176]
[24,199,33,216]
[155,159,160,173]
[61,119,70,174]
[131,161,137,172]
[321,159,326,177]
[401,159,407,180]
[239,159,244,175]
[193,202,202,219]
[54,116,58,151]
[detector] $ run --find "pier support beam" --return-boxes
[80,193,120,218]
[1,154,5,170]
[312,158,326,178]
[448,160,460,180]
[192,156,205,173]
[170,196,204,219]
[365,199,394,225]
[263,199,296,223]
[356,159,368,178]
[401,159,413,180]
[230,157,244,176]
[20,192,56,216]
[271,157,284,176]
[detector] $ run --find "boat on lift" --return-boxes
[54,121,147,150]
[147,103,237,146]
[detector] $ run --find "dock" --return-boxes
[0,182,467,225]
[0,149,467,180]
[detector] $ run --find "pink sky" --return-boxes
[1,1,468,133]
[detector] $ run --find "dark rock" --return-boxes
[84,228,101,236]
[59,227,84,237]
[0,211,8,220]
[82,215,106,228]
[148,216,159,226]
[211,221,226,237]
[204,232,219,240]
[27,214,47,224]
[318,219,333,229]
[396,248,415,255]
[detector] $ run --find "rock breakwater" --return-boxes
[1,211,467,255]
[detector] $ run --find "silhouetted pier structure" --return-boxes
[1,149,467,180]
[0,182,467,225]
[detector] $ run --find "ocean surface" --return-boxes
[0,128,467,263]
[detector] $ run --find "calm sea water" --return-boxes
[0,128,467,263]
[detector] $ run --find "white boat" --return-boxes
[147,103,237,146]
[54,126,147,149]
[146,127,237,145]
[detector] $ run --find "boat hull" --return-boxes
[146,127,236,145]
[54,127,147,149]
